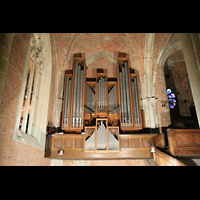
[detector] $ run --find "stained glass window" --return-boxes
[167,88,176,109]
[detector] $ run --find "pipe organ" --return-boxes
[47,53,147,158]
[61,52,142,141]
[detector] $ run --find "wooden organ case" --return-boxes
[45,53,160,159]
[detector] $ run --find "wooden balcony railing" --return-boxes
[150,146,186,166]
[167,129,200,157]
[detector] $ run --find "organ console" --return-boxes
[45,52,159,159]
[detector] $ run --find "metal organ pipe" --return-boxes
[76,65,81,127]
[99,77,101,109]
[64,76,69,127]
[119,73,124,127]
[108,84,117,111]
[97,80,99,110]
[119,62,133,127]
[97,77,107,111]
[79,69,83,127]
[92,86,95,110]
[124,62,131,126]
[132,80,137,127]
[134,77,140,126]
[86,84,95,114]
[114,84,117,108]
[122,67,127,127]
[71,60,84,128]
[104,77,106,110]
[72,60,78,127]
[104,78,105,110]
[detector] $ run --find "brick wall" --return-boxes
[87,57,117,78]
[0,34,51,166]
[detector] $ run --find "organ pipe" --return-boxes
[124,62,131,126]
[119,72,124,126]
[72,60,78,127]
[97,77,107,111]
[76,65,81,127]
[79,70,83,126]
[132,77,140,127]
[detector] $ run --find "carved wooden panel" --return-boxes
[131,138,140,148]
[54,138,62,148]
[121,139,129,148]
[141,138,149,148]
[64,138,73,148]
[175,133,188,147]
[75,138,83,148]
[167,129,200,157]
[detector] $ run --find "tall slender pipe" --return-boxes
[99,78,101,110]
[93,89,95,109]
[114,84,117,108]
[110,87,112,109]
[102,77,104,110]
[100,76,102,110]
[103,77,106,110]
[132,81,137,127]
[66,77,70,124]
[87,85,89,107]
[72,60,78,127]
[67,80,71,127]
[134,77,140,125]
[76,65,81,127]
[124,62,131,126]
[79,69,83,127]
[119,72,124,127]
[64,76,69,126]
[122,67,127,127]
[97,80,99,110]
[110,86,113,109]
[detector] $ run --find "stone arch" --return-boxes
[153,39,182,97]
[154,39,183,127]
[85,51,117,67]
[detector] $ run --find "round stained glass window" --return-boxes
[167,88,176,109]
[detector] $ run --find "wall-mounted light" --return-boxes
[150,146,155,153]
[58,146,64,155]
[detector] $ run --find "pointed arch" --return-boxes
[86,51,117,66]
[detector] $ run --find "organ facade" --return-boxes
[45,52,162,159]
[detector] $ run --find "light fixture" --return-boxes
[58,146,64,155]
[150,146,155,153]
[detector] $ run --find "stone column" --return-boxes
[180,33,200,126]
[191,33,200,72]
[141,97,159,128]
[0,33,15,103]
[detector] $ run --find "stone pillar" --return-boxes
[141,97,159,128]
[191,33,200,72]
[0,33,15,103]
[180,33,200,126]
